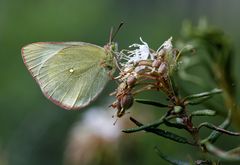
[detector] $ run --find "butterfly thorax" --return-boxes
[102,42,117,72]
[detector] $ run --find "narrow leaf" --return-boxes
[201,109,232,144]
[135,99,168,107]
[129,117,194,145]
[184,88,222,102]
[149,128,193,145]
[204,142,240,161]
[227,147,240,155]
[198,122,240,136]
[187,96,211,105]
[163,119,187,130]
[191,109,216,117]
[122,113,169,133]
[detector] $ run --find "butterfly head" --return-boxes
[102,42,117,72]
[104,42,118,52]
[105,22,123,52]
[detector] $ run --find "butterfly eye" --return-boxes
[111,43,118,51]
[105,65,113,70]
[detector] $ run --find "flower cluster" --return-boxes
[109,24,240,164]
[111,37,180,118]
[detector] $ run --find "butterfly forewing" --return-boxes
[22,42,113,110]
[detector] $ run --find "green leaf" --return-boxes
[155,146,190,165]
[122,118,165,133]
[190,109,216,117]
[134,99,168,107]
[204,142,240,161]
[227,147,240,155]
[198,122,240,136]
[122,113,170,133]
[201,109,232,144]
[149,128,192,145]
[189,88,222,99]
[187,96,211,105]
[129,117,194,145]
[184,88,222,104]
[163,119,186,130]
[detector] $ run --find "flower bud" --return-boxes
[127,75,137,87]
[158,62,168,74]
[134,65,146,74]
[152,59,161,68]
[110,100,121,110]
[118,82,127,91]
[120,93,134,110]
[157,49,166,57]
[175,117,184,124]
[116,100,122,111]
[173,106,183,113]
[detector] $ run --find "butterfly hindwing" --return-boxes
[22,42,112,110]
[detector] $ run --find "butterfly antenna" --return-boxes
[112,22,124,42]
[109,22,124,44]
[109,27,114,44]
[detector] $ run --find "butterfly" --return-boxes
[21,23,124,110]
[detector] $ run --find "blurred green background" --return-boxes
[0,0,240,165]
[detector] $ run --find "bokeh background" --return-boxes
[0,0,240,165]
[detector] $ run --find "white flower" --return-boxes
[128,37,151,63]
[118,37,153,67]
[67,107,122,143]
[80,108,122,139]
[64,106,124,165]
[157,37,173,53]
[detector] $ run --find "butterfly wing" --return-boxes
[22,42,114,110]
